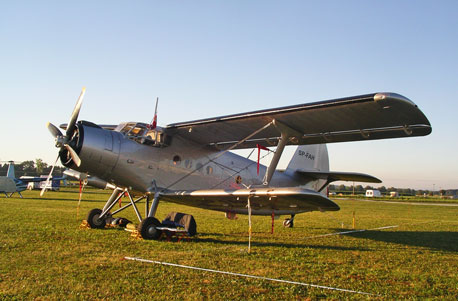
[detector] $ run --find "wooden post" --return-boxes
[352,211,356,229]
[247,197,252,253]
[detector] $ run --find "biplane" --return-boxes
[44,88,431,239]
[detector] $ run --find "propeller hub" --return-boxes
[55,136,65,148]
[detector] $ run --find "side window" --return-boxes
[206,166,213,175]
[172,155,181,165]
[184,160,192,169]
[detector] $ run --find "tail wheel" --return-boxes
[87,208,106,229]
[283,218,294,228]
[138,217,162,240]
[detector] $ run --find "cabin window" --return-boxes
[172,155,181,165]
[184,160,192,169]
[206,166,213,175]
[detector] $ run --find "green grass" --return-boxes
[333,195,458,204]
[1,188,457,299]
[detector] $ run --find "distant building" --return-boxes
[366,189,381,197]
[390,191,399,197]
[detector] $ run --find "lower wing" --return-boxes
[159,187,339,216]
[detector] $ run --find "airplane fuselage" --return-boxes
[70,123,325,195]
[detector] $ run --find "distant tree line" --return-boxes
[328,184,454,197]
[0,159,65,178]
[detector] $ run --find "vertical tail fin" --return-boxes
[285,144,329,194]
[6,162,15,179]
[286,144,329,173]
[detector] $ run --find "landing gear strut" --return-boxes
[283,214,295,228]
[86,183,164,240]
[138,189,162,240]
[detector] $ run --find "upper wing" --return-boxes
[165,93,431,149]
[160,187,339,215]
[294,170,382,183]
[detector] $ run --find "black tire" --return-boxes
[138,217,162,240]
[87,209,106,229]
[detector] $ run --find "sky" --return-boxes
[1,1,457,190]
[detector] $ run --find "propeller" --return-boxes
[47,122,63,138]
[40,155,59,197]
[66,87,85,138]
[41,87,86,197]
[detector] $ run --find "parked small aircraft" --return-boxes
[45,88,431,239]
[0,162,62,197]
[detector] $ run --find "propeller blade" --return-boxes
[46,122,63,138]
[64,144,82,167]
[66,87,86,138]
[40,156,59,197]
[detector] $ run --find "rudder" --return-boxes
[286,144,329,173]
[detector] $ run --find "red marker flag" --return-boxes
[256,144,269,175]
[151,114,157,129]
[149,97,159,130]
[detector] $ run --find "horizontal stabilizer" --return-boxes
[159,187,339,215]
[295,170,381,183]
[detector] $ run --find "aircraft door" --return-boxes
[100,131,121,178]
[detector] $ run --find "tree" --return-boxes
[355,185,364,193]
[35,159,48,174]
[338,184,347,192]
[21,160,35,171]
[377,186,387,193]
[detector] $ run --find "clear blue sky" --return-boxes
[1,1,457,190]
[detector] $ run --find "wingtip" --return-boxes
[374,93,415,106]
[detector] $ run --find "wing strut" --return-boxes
[263,119,302,185]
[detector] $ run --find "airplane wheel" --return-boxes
[138,217,162,240]
[87,209,106,229]
[283,219,294,228]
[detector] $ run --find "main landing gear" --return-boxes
[85,186,164,240]
[138,217,162,240]
[283,214,295,228]
[87,208,106,229]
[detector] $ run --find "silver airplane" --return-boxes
[45,88,431,239]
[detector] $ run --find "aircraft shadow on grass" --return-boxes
[344,230,458,252]
[193,235,370,251]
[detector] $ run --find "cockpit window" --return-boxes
[119,123,148,137]
[117,122,170,147]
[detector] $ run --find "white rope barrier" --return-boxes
[124,256,376,296]
[303,225,399,239]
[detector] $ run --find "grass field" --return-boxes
[1,188,457,299]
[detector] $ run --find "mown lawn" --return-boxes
[0,188,457,299]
